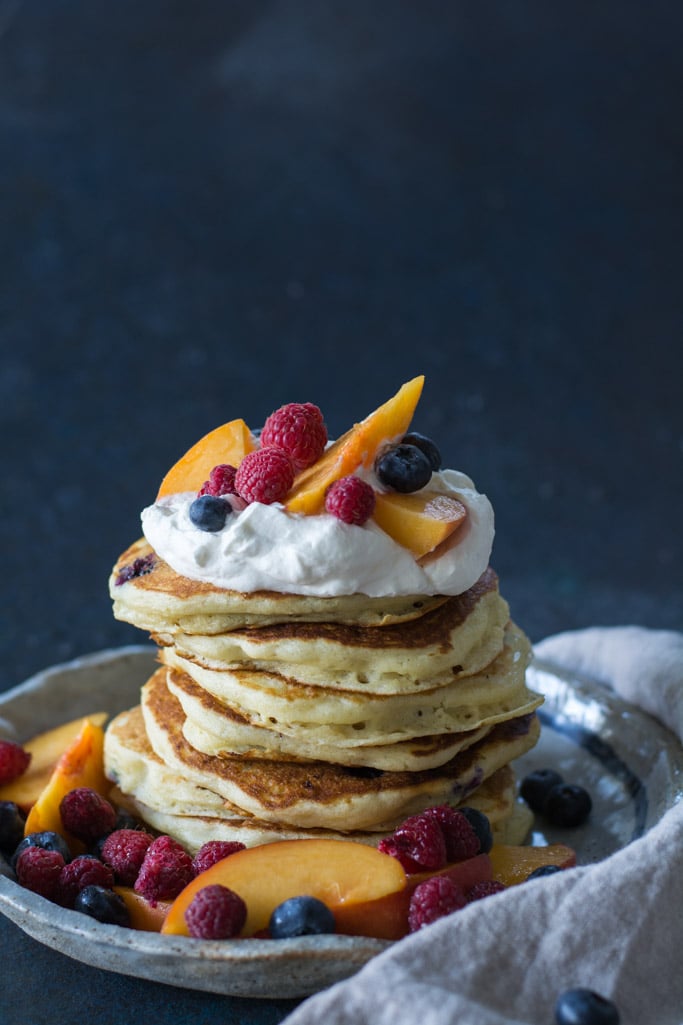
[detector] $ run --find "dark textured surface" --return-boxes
[1,2,681,1022]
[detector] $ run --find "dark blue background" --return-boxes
[1,3,681,1022]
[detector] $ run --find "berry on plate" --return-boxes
[184,884,247,939]
[269,895,336,939]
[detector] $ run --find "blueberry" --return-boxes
[269,896,336,939]
[11,830,72,870]
[402,432,442,471]
[527,864,563,880]
[375,444,433,493]
[74,885,130,927]
[544,783,592,828]
[0,801,26,855]
[458,807,493,854]
[189,495,232,532]
[554,988,620,1025]
[520,768,565,813]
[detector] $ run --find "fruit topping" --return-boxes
[188,495,232,532]
[378,813,447,873]
[0,740,31,785]
[58,854,115,908]
[544,783,592,827]
[554,988,620,1025]
[74,885,131,927]
[134,835,194,903]
[324,476,376,525]
[269,895,336,939]
[466,879,507,902]
[408,874,467,932]
[527,864,563,880]
[12,830,72,870]
[260,402,328,472]
[459,806,494,854]
[114,553,156,586]
[192,840,246,876]
[423,806,481,862]
[375,442,434,493]
[184,884,247,939]
[59,787,117,844]
[157,418,255,499]
[401,432,442,471]
[0,801,26,855]
[488,843,576,886]
[234,447,295,505]
[372,490,467,558]
[101,828,155,886]
[15,845,65,900]
[197,463,238,498]
[520,768,565,812]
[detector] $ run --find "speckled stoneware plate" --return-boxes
[0,647,682,998]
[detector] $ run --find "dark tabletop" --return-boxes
[1,2,682,1023]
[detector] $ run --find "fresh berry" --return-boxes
[234,447,295,505]
[554,988,620,1025]
[184,884,247,939]
[402,432,442,471]
[422,806,481,861]
[192,840,246,876]
[260,402,327,472]
[458,806,493,854]
[189,494,232,532]
[375,443,433,493]
[59,787,117,843]
[378,814,447,872]
[325,476,376,525]
[408,875,467,932]
[520,768,565,812]
[74,885,130,927]
[12,830,72,870]
[269,895,336,939]
[58,855,115,908]
[134,835,194,903]
[0,801,26,854]
[115,553,156,586]
[198,463,238,498]
[527,864,564,880]
[0,739,31,784]
[100,828,154,885]
[15,845,65,900]
[466,880,507,902]
[544,783,592,827]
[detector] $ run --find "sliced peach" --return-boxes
[0,713,107,814]
[489,843,576,886]
[23,718,109,841]
[156,418,256,499]
[114,887,172,931]
[372,490,467,558]
[286,376,425,515]
[161,838,407,938]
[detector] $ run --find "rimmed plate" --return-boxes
[0,647,681,998]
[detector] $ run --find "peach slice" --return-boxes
[372,490,467,558]
[489,843,576,886]
[156,418,256,499]
[114,887,172,932]
[285,376,425,515]
[161,838,407,938]
[23,718,109,841]
[0,713,107,814]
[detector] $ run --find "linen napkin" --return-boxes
[282,627,683,1025]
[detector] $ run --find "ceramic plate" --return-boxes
[0,647,682,998]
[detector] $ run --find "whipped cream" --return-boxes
[141,469,494,598]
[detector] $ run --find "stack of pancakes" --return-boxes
[105,536,542,853]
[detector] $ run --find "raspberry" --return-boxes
[59,788,117,843]
[378,814,447,873]
[234,447,295,505]
[192,840,246,876]
[422,806,481,861]
[198,464,238,498]
[184,884,247,939]
[58,855,115,908]
[101,828,154,885]
[0,740,31,785]
[260,402,327,472]
[466,879,507,902]
[325,476,376,526]
[134,835,194,903]
[408,874,467,932]
[16,845,65,900]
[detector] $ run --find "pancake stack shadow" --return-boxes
[105,538,543,853]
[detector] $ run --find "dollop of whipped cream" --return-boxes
[141,469,494,598]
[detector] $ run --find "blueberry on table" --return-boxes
[375,444,433,493]
[544,783,592,827]
[519,768,565,813]
[74,885,130,927]
[269,895,336,938]
[554,987,620,1025]
[401,432,442,471]
[189,495,232,532]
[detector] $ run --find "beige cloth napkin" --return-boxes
[282,627,683,1025]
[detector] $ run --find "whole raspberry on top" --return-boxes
[59,787,117,844]
[198,463,238,498]
[184,883,247,939]
[134,835,194,903]
[408,874,467,932]
[260,402,327,472]
[234,447,295,505]
[58,855,115,908]
[378,813,447,873]
[101,828,155,886]
[0,740,31,785]
[192,840,246,876]
[422,806,481,862]
[325,476,376,526]
[16,845,65,901]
